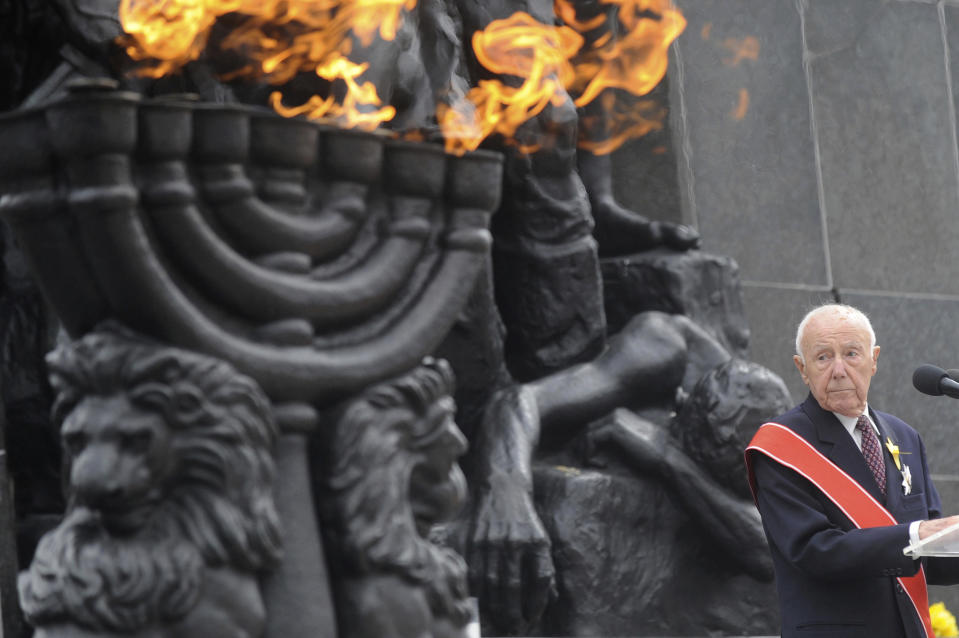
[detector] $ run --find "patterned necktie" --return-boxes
[856,414,886,495]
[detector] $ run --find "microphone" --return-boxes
[913,364,959,399]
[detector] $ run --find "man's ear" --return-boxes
[793,354,809,385]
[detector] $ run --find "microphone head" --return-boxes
[914,364,948,396]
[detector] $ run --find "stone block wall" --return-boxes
[613,0,959,617]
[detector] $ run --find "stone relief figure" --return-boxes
[316,358,474,638]
[431,2,714,630]
[461,310,734,634]
[18,324,281,638]
[453,0,699,381]
[0,2,793,637]
[552,358,788,634]
[562,0,700,257]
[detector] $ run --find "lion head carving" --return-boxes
[319,357,473,637]
[19,324,281,635]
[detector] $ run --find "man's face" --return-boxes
[793,311,879,417]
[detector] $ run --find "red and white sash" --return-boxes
[745,422,933,638]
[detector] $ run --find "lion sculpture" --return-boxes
[318,357,475,638]
[18,325,281,638]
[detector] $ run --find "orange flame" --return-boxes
[120,0,684,149]
[118,0,218,78]
[119,0,411,129]
[440,1,683,155]
[560,0,686,108]
[438,12,583,155]
[577,92,664,155]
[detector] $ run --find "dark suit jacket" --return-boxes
[750,393,959,638]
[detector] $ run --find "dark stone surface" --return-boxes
[0,414,25,638]
[840,293,959,486]
[493,236,607,382]
[602,249,749,358]
[609,79,685,228]
[806,0,959,294]
[739,284,835,404]
[0,220,60,638]
[531,459,779,637]
[533,464,678,636]
[946,4,959,161]
[435,260,512,443]
[670,0,825,286]
[0,0,66,110]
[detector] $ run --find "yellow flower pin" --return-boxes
[885,437,901,471]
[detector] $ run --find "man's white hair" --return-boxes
[794,304,877,362]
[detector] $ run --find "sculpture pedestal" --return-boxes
[531,458,779,637]
[262,429,337,638]
[0,419,24,638]
[601,249,750,359]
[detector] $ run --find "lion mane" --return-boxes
[19,324,281,633]
[320,357,472,628]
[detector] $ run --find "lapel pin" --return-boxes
[901,464,912,495]
[884,436,911,471]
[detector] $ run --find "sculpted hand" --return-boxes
[583,408,668,472]
[467,476,556,635]
[918,514,959,540]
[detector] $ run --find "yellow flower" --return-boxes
[885,437,901,470]
[931,601,959,637]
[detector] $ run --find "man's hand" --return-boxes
[467,476,556,636]
[919,514,959,540]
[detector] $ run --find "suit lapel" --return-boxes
[800,394,886,503]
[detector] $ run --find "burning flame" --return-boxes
[564,0,685,155]
[438,12,583,155]
[120,0,684,150]
[559,0,686,107]
[118,0,218,78]
[440,0,685,155]
[119,0,410,129]
[577,92,664,154]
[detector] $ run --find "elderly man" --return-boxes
[746,303,959,638]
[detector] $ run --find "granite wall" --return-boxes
[611,0,959,617]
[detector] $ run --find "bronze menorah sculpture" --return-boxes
[0,77,500,638]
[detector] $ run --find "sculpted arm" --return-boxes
[587,409,773,580]
[657,438,772,580]
[465,384,554,635]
